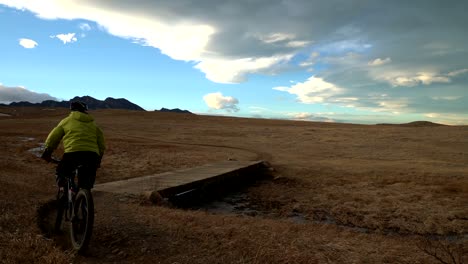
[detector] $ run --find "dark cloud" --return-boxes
[84,0,384,57]
[95,0,468,117]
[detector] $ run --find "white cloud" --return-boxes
[299,52,320,68]
[418,74,450,85]
[375,99,409,114]
[422,113,468,125]
[257,33,295,44]
[299,61,314,67]
[286,112,335,122]
[368,57,391,66]
[290,112,313,119]
[1,1,216,61]
[431,96,462,101]
[78,23,92,37]
[286,40,311,48]
[195,54,293,83]
[318,39,372,54]
[113,20,215,61]
[203,92,239,112]
[274,73,415,115]
[424,113,441,118]
[249,106,269,113]
[254,33,310,48]
[447,69,468,77]
[422,42,463,56]
[272,86,289,92]
[50,33,78,44]
[79,23,91,31]
[372,71,452,87]
[18,38,38,48]
[0,85,57,104]
[273,76,343,104]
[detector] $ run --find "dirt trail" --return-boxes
[110,132,274,162]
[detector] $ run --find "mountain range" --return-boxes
[3,96,144,111]
[1,96,193,114]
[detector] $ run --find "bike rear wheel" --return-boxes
[70,189,94,253]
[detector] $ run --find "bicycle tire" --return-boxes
[70,189,94,253]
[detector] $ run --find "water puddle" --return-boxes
[191,190,468,242]
[28,143,45,157]
[18,136,35,142]
[194,193,341,227]
[193,193,266,217]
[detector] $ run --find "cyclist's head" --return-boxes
[70,101,88,113]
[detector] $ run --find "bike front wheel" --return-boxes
[70,189,94,253]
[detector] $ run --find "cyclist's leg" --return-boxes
[74,152,98,189]
[56,154,74,187]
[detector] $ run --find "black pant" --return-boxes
[56,151,99,189]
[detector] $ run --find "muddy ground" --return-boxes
[0,107,467,263]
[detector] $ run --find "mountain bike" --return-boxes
[52,159,94,253]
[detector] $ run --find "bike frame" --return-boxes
[62,168,80,221]
[54,160,94,253]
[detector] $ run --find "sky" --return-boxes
[1,1,467,125]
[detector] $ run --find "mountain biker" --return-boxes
[41,101,105,189]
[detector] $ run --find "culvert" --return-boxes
[93,160,272,206]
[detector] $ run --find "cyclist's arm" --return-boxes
[45,125,65,151]
[42,122,64,161]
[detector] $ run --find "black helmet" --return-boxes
[70,101,88,112]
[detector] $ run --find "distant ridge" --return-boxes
[400,121,446,127]
[156,107,193,114]
[377,121,446,127]
[4,96,145,111]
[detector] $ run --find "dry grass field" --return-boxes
[0,107,467,263]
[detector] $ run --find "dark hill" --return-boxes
[6,96,145,111]
[377,121,446,127]
[400,121,446,127]
[156,107,193,114]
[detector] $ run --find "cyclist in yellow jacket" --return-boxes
[42,101,105,189]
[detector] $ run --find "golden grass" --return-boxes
[0,108,466,263]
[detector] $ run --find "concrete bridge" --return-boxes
[94,160,268,204]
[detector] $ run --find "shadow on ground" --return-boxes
[36,199,72,250]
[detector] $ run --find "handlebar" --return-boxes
[50,158,61,164]
[42,156,60,164]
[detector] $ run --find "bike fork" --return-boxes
[65,183,75,221]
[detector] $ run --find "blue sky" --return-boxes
[1,1,467,125]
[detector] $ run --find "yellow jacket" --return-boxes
[45,111,105,156]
